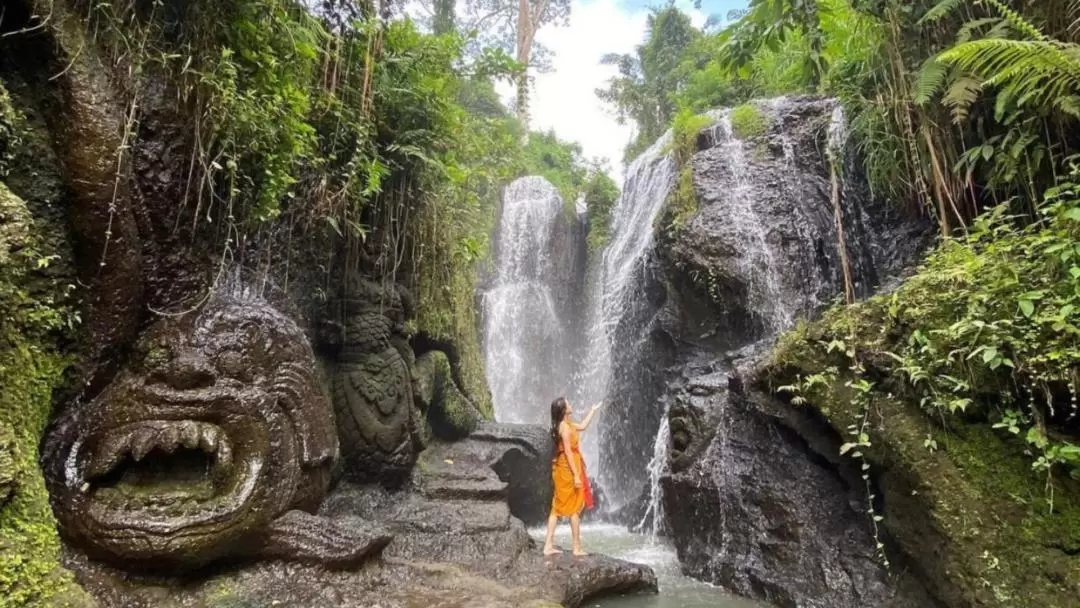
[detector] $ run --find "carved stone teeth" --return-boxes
[199,424,219,454]
[179,421,200,450]
[131,427,159,462]
[215,439,233,470]
[89,434,131,480]
[159,426,181,454]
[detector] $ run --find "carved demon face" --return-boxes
[44,293,337,569]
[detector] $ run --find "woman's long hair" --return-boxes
[550,397,569,456]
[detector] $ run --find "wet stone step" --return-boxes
[419,473,508,501]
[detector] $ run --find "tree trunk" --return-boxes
[515,0,532,136]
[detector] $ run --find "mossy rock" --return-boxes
[730,104,769,140]
[413,351,438,412]
[417,350,484,441]
[0,423,15,508]
[0,102,93,606]
[767,314,1080,607]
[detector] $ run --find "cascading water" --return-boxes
[637,412,670,536]
[572,132,676,505]
[700,109,801,332]
[481,177,585,424]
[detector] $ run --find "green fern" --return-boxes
[956,17,1004,44]
[918,0,968,26]
[938,38,1080,120]
[915,57,950,106]
[983,0,1047,42]
[942,75,984,122]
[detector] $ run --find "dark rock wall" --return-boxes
[626,96,936,607]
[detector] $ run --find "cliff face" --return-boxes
[617,97,935,607]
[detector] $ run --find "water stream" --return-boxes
[534,524,762,608]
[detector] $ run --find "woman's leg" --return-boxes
[570,513,587,556]
[543,511,562,555]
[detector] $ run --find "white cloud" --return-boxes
[497,0,706,185]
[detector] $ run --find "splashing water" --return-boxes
[637,413,670,537]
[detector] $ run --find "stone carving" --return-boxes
[326,276,419,484]
[414,349,485,441]
[43,285,391,570]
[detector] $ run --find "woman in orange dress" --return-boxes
[542,396,603,556]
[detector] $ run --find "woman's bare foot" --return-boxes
[543,545,563,556]
[572,547,588,557]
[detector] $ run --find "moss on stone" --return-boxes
[767,298,1080,607]
[421,350,483,440]
[729,103,769,140]
[0,82,93,606]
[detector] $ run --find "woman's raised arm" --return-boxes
[575,402,603,432]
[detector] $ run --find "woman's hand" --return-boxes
[573,475,583,489]
[590,402,603,413]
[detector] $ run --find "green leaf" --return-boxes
[982,346,998,363]
[1019,299,1035,317]
[1026,427,1048,449]
[840,443,858,455]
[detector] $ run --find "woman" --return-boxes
[542,396,603,557]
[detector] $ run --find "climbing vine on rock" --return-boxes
[778,159,1080,508]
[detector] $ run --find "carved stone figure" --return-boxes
[326,276,418,484]
[42,285,391,570]
[414,348,485,441]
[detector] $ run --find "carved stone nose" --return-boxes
[160,354,216,390]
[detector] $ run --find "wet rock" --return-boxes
[536,552,658,607]
[64,544,656,608]
[661,362,930,607]
[466,422,554,525]
[623,97,935,607]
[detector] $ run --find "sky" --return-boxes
[499,0,749,185]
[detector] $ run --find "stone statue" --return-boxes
[42,284,391,570]
[323,276,419,485]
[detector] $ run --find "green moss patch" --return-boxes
[0,78,91,606]
[765,180,1080,605]
[729,103,769,140]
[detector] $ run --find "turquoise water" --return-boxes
[533,523,764,608]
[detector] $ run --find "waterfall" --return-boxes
[637,412,670,537]
[701,109,798,332]
[572,132,677,504]
[481,177,585,424]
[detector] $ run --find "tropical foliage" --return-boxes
[598,0,1080,230]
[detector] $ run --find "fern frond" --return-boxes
[915,57,950,105]
[938,39,1080,119]
[919,0,969,26]
[943,75,983,123]
[956,17,1003,44]
[983,0,1047,41]
[1058,95,1080,118]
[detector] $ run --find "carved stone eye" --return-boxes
[217,350,250,381]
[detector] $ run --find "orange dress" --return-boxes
[551,424,594,517]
